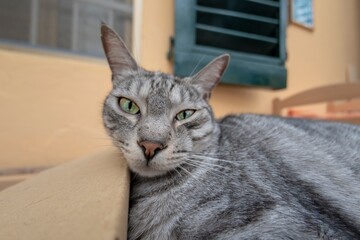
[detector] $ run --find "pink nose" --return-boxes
[138,141,165,161]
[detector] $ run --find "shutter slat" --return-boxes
[246,0,280,7]
[197,0,279,19]
[196,24,278,44]
[196,6,279,24]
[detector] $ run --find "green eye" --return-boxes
[176,109,195,121]
[119,97,140,115]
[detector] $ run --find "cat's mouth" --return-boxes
[131,165,168,177]
[127,160,174,177]
[124,151,185,178]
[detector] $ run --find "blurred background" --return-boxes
[0,0,359,179]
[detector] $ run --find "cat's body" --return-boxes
[130,115,360,239]
[100,25,360,239]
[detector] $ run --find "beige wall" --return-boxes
[0,0,359,168]
[0,48,112,168]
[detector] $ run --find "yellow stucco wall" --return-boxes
[0,49,112,168]
[0,0,359,168]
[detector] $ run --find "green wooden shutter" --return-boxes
[174,0,287,89]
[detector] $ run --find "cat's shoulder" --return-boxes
[218,113,285,130]
[218,113,360,129]
[218,113,360,140]
[217,114,287,141]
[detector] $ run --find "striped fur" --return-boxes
[101,25,360,239]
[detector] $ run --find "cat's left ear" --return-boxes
[190,54,230,99]
[101,24,139,76]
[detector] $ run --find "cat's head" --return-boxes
[101,25,229,177]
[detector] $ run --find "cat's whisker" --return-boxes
[192,154,239,165]
[186,158,231,170]
[167,170,177,184]
[173,167,183,178]
[193,153,233,161]
[168,158,185,164]
[183,161,214,174]
[119,146,130,153]
[171,153,189,158]
[185,162,230,177]
[172,151,189,156]
[192,153,237,161]
[186,161,228,180]
[189,55,206,76]
[184,161,228,177]
[178,166,203,184]
[167,160,184,169]
[131,172,138,181]
[172,166,180,174]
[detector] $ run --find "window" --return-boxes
[290,0,314,30]
[174,0,287,89]
[0,0,133,57]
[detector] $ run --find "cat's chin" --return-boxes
[129,165,169,178]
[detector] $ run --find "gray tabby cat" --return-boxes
[101,25,360,239]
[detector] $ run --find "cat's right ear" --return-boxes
[189,54,230,100]
[101,24,138,76]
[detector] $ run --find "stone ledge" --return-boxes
[0,174,33,192]
[0,148,130,240]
